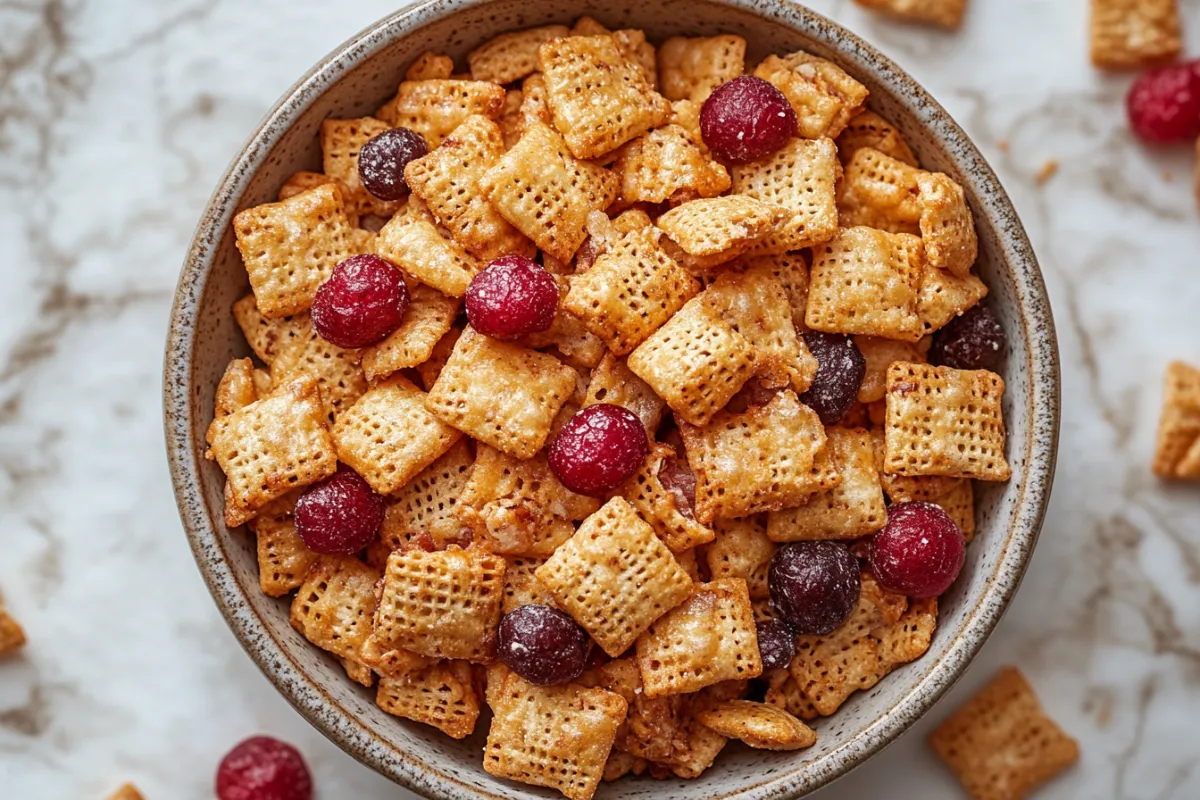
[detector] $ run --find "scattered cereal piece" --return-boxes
[289,555,380,686]
[854,0,968,29]
[611,124,730,205]
[248,492,314,597]
[468,25,571,84]
[502,556,556,612]
[870,428,969,504]
[1090,0,1182,69]
[0,600,26,657]
[658,35,747,103]
[1035,159,1059,186]
[268,315,368,423]
[738,251,811,331]
[837,146,924,234]
[854,335,931,404]
[929,667,1080,800]
[375,79,506,148]
[278,170,360,227]
[583,352,667,435]
[214,357,259,418]
[753,51,868,140]
[1152,360,1200,478]
[377,659,480,739]
[106,784,145,800]
[919,263,989,334]
[696,700,817,750]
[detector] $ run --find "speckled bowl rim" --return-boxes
[164,2,1060,797]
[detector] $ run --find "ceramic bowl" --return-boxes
[164,1,1060,797]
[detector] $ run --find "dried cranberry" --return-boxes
[930,305,1006,372]
[466,255,559,341]
[497,603,590,685]
[700,75,798,163]
[311,254,409,348]
[756,619,796,671]
[657,453,697,520]
[358,126,428,200]
[1126,60,1200,144]
[768,541,861,636]
[215,736,313,800]
[800,332,866,426]
[548,404,649,497]
[869,502,965,598]
[294,467,384,555]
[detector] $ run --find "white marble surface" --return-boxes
[4,0,1200,797]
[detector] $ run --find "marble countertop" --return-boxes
[4,0,1200,797]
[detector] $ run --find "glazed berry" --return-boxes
[756,619,797,671]
[358,126,428,200]
[466,255,559,341]
[930,305,1006,372]
[216,736,313,800]
[869,502,965,598]
[311,254,409,348]
[700,75,798,163]
[799,332,867,426]
[497,603,590,685]
[768,541,861,636]
[294,467,384,555]
[1126,60,1200,144]
[548,404,649,497]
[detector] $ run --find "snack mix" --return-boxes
[208,18,1012,799]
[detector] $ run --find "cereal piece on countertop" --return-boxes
[1152,360,1200,478]
[854,0,968,29]
[1090,0,1182,69]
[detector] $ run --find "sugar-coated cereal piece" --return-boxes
[918,172,978,277]
[522,282,608,370]
[618,442,715,552]
[277,171,360,227]
[614,29,659,89]
[919,264,988,333]
[583,352,667,435]
[417,327,462,391]
[374,546,505,662]
[502,557,556,612]
[657,35,747,103]
[855,335,931,403]
[636,578,762,697]
[753,51,868,140]
[837,146,924,234]
[232,294,303,365]
[248,492,314,597]
[929,667,1080,800]
[696,700,817,750]
[656,196,785,270]
[730,137,841,253]
[331,375,463,495]
[321,117,404,217]
[377,659,480,739]
[704,516,775,599]
[854,0,968,29]
[361,283,461,381]
[374,215,483,297]
[375,79,506,148]
[536,498,694,656]
[468,25,571,84]
[870,428,968,504]
[1090,0,1182,69]
[289,555,380,686]
[215,357,259,418]
[426,327,578,459]
[934,478,976,542]
[379,439,474,551]
[1152,360,1200,478]
[406,51,455,80]
[269,315,367,422]
[836,109,918,166]
[611,124,730,205]
[884,362,1010,481]
[738,252,811,331]
[233,183,354,318]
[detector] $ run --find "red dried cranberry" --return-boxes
[869,502,965,598]
[497,603,590,685]
[700,75,798,163]
[548,404,648,497]
[799,332,866,426]
[930,305,1006,372]
[294,467,384,555]
[311,254,409,348]
[358,127,428,200]
[768,541,861,635]
[1126,60,1200,144]
[756,619,796,671]
[466,255,559,340]
[657,453,697,520]
[215,736,313,800]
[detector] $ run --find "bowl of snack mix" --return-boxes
[164,1,1060,798]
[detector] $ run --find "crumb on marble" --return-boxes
[1035,159,1058,186]
[0,603,25,657]
[107,783,146,800]
[996,139,1009,153]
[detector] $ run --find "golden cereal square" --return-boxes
[730,137,841,254]
[468,25,570,84]
[332,375,463,495]
[269,316,368,423]
[502,557,556,612]
[807,226,925,341]
[696,700,817,750]
[406,51,455,80]
[483,122,619,262]
[615,29,658,89]
[619,442,714,553]
[233,183,354,318]
[458,446,600,557]
[657,196,784,270]
[869,428,967,503]
[704,516,775,599]
[790,574,934,716]
[1091,0,1182,68]
[374,216,483,297]
[584,352,667,435]
[377,659,481,739]
[765,669,821,721]
[206,376,338,527]
[929,667,1080,800]
[376,79,506,148]
[680,390,837,523]
[289,555,380,680]
[233,294,293,365]
[884,362,1011,481]
[854,0,968,28]
[0,606,26,656]
[855,335,931,403]
[738,252,811,331]
[320,117,403,217]
[522,295,608,370]
[380,439,475,550]
[538,35,671,159]
[627,296,758,427]
[918,172,978,277]
[611,124,730,205]
[374,546,505,662]
[766,427,887,541]
[404,115,533,260]
[498,87,525,148]
[636,578,762,697]
[837,110,918,166]
[277,170,357,229]
[215,357,259,418]
[248,492,315,597]
[703,264,817,392]
[426,327,578,458]
[753,51,868,140]
[564,213,700,355]
[919,264,988,333]
[417,327,462,391]
[361,283,461,381]
[484,667,628,800]
[837,146,924,234]
[935,478,976,541]
[658,35,746,103]
[536,498,694,656]
[1153,360,1200,478]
